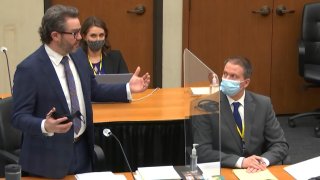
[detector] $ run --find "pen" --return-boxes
[258,159,266,165]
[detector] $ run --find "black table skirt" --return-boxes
[94,120,186,172]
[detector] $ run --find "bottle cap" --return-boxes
[192,144,199,155]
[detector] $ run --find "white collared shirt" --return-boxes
[42,45,86,138]
[226,92,245,122]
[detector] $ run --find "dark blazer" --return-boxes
[193,91,289,168]
[99,50,129,74]
[11,46,128,178]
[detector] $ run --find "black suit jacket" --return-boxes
[97,50,129,74]
[12,46,128,178]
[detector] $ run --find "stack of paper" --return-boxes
[233,169,278,180]
[75,171,126,180]
[191,87,219,95]
[284,156,320,180]
[198,162,220,178]
[136,166,181,180]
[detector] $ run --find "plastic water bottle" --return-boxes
[190,144,198,173]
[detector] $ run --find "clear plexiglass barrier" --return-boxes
[183,49,221,179]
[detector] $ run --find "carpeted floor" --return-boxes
[277,115,320,164]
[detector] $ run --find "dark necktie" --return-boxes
[232,102,242,132]
[61,56,81,134]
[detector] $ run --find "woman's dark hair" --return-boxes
[39,5,79,44]
[80,16,111,55]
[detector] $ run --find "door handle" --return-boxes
[252,5,271,16]
[127,5,145,15]
[276,5,295,16]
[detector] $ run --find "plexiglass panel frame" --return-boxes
[183,49,221,177]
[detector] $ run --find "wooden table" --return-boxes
[0,93,10,99]
[1,88,192,122]
[0,165,293,180]
[93,88,192,171]
[221,165,293,180]
[88,87,216,169]
[92,87,191,123]
[2,88,192,122]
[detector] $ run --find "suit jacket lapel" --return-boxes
[104,54,113,73]
[221,93,243,149]
[38,46,69,113]
[69,51,90,109]
[244,91,256,145]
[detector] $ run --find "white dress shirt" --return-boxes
[42,45,86,138]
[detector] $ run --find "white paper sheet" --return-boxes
[75,171,126,180]
[191,87,219,95]
[284,156,320,180]
[136,166,181,180]
[198,162,221,178]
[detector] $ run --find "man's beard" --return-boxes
[60,40,79,54]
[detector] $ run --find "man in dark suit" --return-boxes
[11,5,150,178]
[193,56,288,173]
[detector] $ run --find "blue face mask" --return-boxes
[220,79,242,96]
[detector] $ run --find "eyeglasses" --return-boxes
[59,29,81,39]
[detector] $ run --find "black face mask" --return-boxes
[87,40,105,52]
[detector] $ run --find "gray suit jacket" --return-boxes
[193,91,289,168]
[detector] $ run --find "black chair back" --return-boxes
[288,2,320,137]
[299,2,320,83]
[301,3,320,41]
[0,97,21,156]
[0,97,21,177]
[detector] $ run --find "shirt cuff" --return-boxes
[41,119,54,136]
[126,83,132,101]
[236,157,244,168]
[261,157,270,166]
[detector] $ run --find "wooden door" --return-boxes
[185,0,320,114]
[50,0,154,86]
[271,0,320,114]
[185,0,273,96]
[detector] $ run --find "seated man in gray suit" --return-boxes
[193,56,289,173]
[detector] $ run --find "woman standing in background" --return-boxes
[80,16,129,75]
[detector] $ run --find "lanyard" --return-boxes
[88,54,102,75]
[236,120,246,156]
[236,118,245,139]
